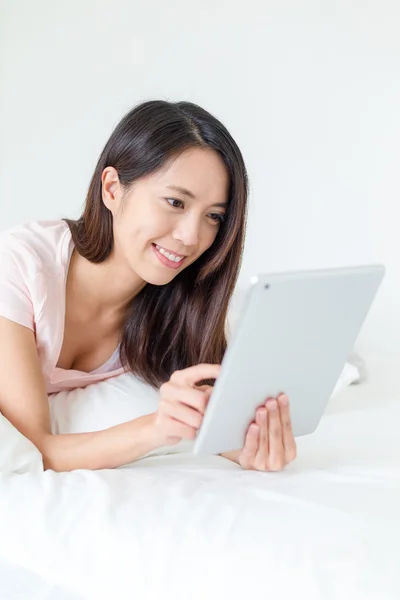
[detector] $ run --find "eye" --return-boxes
[166,198,184,209]
[208,212,226,225]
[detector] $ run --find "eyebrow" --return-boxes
[166,185,228,208]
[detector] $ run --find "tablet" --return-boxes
[193,264,385,456]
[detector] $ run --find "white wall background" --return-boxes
[0,0,399,358]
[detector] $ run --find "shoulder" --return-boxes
[0,220,72,276]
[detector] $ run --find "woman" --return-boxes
[0,100,296,472]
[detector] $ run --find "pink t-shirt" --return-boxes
[0,220,126,394]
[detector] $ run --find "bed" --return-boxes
[0,354,399,600]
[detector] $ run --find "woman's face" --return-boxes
[102,148,229,285]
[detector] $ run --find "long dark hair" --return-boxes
[64,100,248,388]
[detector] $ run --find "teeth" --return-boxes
[155,245,184,262]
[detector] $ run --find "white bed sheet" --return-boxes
[0,355,399,600]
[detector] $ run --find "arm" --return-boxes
[0,317,160,472]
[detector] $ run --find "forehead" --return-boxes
[152,148,229,201]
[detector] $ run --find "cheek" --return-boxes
[117,202,160,240]
[202,225,219,248]
[193,226,219,260]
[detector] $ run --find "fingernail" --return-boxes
[278,394,289,406]
[267,399,277,411]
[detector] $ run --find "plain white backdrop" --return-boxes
[0,0,399,358]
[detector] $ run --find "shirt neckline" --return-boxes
[50,224,124,381]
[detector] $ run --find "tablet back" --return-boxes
[193,265,385,455]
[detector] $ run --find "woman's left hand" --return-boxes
[221,394,297,472]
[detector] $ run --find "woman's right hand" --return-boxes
[150,363,221,447]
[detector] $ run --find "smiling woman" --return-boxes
[0,99,255,472]
[64,100,249,389]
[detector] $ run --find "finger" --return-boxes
[196,384,213,393]
[196,385,214,412]
[170,364,221,387]
[277,394,297,463]
[254,407,269,471]
[160,382,209,414]
[165,418,198,441]
[266,399,285,471]
[239,424,259,470]
[196,384,214,403]
[162,398,203,430]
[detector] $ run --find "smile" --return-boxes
[155,244,185,262]
[152,244,186,269]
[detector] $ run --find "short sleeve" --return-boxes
[0,244,35,331]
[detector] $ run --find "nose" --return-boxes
[172,213,200,249]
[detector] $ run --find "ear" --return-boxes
[101,166,123,214]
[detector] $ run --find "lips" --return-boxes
[152,244,186,269]
[154,244,186,262]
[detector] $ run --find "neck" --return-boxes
[67,249,147,319]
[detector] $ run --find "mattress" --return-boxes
[0,354,399,600]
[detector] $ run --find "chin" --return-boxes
[137,267,179,287]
